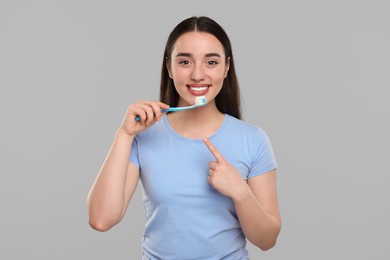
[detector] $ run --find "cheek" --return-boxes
[212,70,227,84]
[172,75,186,87]
[171,67,188,81]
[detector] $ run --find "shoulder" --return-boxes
[225,114,270,140]
[217,115,277,177]
[223,115,275,157]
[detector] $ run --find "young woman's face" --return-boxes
[167,32,230,107]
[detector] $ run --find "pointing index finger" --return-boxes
[203,138,225,162]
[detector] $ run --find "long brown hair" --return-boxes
[159,16,242,119]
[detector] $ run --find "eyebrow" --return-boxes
[175,52,222,58]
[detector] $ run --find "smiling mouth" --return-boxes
[187,85,209,96]
[189,86,208,91]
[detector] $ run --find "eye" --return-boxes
[206,60,219,67]
[178,59,191,66]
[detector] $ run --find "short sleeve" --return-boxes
[248,128,277,178]
[129,138,140,169]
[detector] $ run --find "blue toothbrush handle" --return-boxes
[134,106,196,121]
[134,109,168,122]
[135,109,169,122]
[134,109,167,121]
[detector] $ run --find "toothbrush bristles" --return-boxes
[195,96,207,106]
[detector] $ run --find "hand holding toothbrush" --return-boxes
[118,96,206,137]
[135,96,206,122]
[118,101,170,137]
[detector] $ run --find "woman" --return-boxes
[88,16,281,260]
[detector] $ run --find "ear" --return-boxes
[224,57,231,78]
[166,58,173,79]
[166,65,173,79]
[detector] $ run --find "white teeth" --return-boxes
[190,86,208,91]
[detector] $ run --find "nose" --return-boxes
[190,63,205,81]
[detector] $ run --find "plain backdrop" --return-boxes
[1,0,389,259]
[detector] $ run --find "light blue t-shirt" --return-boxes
[130,114,277,260]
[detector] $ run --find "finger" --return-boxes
[203,138,225,162]
[208,161,218,170]
[136,103,155,123]
[130,106,147,122]
[139,101,169,121]
[145,105,155,124]
[150,102,163,120]
[158,101,170,110]
[207,171,214,185]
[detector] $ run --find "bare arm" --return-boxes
[87,101,169,231]
[87,132,138,232]
[233,170,281,250]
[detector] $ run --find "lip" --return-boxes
[187,84,209,96]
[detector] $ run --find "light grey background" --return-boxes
[1,0,389,259]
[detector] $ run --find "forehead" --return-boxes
[172,32,225,57]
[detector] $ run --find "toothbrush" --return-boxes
[135,96,207,121]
